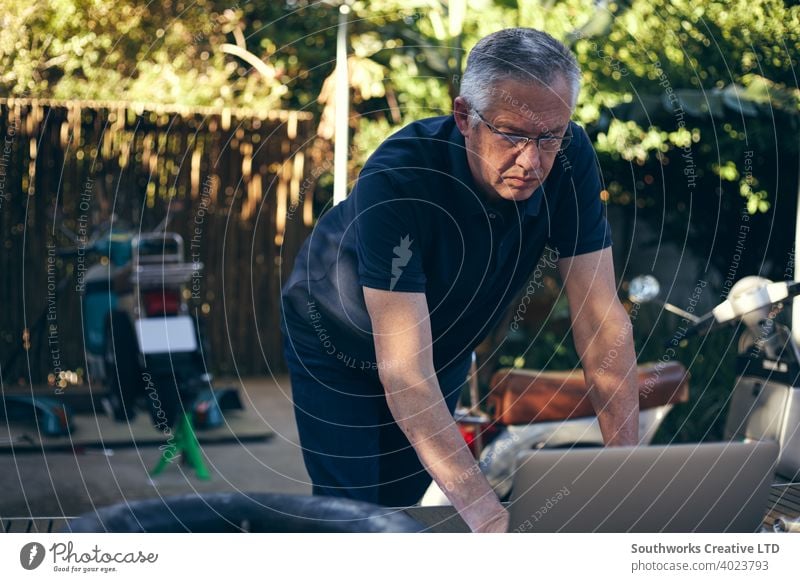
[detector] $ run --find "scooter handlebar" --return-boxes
[680,311,719,340]
[713,280,800,324]
[665,280,800,347]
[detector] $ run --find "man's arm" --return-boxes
[363,287,509,532]
[558,247,639,446]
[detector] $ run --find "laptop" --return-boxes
[507,441,779,532]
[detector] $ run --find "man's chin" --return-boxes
[497,179,540,201]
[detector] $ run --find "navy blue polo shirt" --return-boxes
[281,115,611,372]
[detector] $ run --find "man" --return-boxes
[281,28,639,533]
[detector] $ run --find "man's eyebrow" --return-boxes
[498,122,570,136]
[489,118,530,134]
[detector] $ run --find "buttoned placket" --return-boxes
[485,206,524,282]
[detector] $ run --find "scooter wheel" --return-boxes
[104,313,142,422]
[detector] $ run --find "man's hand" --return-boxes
[363,286,508,532]
[559,247,639,446]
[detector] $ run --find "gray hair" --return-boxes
[459,28,581,126]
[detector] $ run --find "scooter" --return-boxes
[3,216,225,441]
[711,276,800,479]
[627,274,800,481]
[61,216,227,429]
[629,274,800,531]
[421,274,800,512]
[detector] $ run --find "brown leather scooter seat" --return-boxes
[487,361,689,425]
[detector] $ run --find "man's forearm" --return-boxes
[362,287,506,531]
[380,372,506,529]
[574,314,640,446]
[558,248,639,446]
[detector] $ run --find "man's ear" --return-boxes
[453,96,471,135]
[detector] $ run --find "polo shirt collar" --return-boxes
[446,121,485,218]
[524,186,544,217]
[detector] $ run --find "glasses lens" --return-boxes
[537,138,556,152]
[544,134,573,152]
[504,134,527,149]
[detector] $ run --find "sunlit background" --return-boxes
[2,0,799,445]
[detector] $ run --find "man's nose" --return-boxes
[515,141,543,173]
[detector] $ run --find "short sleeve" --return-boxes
[353,167,427,292]
[548,125,613,258]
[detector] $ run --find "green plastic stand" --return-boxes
[150,412,211,480]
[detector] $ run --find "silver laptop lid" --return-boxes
[508,441,779,532]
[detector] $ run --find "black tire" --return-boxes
[64,492,425,533]
[104,313,142,422]
[142,370,184,429]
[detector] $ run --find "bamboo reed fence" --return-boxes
[0,97,319,383]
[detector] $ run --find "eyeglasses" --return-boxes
[473,109,572,153]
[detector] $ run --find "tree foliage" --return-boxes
[569,0,799,278]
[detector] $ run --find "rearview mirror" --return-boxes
[628,275,660,304]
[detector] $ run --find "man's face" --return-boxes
[454,77,574,204]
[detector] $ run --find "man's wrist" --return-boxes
[459,500,508,532]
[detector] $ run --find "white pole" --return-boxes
[333,3,350,206]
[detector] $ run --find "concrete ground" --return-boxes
[0,375,311,523]
[10,374,789,534]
